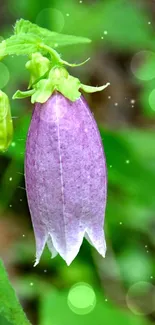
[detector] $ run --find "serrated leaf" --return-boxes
[44,34,91,48]
[14,19,91,47]
[0,34,41,57]
[0,259,31,325]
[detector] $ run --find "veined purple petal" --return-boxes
[25,92,107,265]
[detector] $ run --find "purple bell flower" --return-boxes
[25,92,107,265]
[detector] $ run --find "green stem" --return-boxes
[39,43,90,67]
[39,43,61,64]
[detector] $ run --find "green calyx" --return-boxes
[0,91,13,151]
[4,19,109,103]
[13,52,110,103]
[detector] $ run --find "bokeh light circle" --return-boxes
[126,281,155,315]
[67,282,96,315]
[149,89,155,111]
[0,62,10,89]
[36,8,65,33]
[131,51,155,80]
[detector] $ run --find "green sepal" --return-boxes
[0,91,13,151]
[13,66,110,104]
[80,82,110,93]
[13,89,35,100]
[60,57,90,68]
[30,68,81,103]
[57,75,81,101]
[31,79,55,104]
[26,52,50,88]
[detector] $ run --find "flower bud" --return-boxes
[0,91,13,151]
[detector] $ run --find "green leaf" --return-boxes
[0,34,40,57]
[0,259,31,325]
[13,89,35,100]
[14,19,91,47]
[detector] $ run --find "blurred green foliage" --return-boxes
[1,0,155,325]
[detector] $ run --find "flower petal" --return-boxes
[25,92,107,265]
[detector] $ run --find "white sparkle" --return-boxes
[104,30,108,35]
[126,160,130,164]
[30,282,34,286]
[131,99,135,104]
[108,96,111,99]
[9,177,12,181]
[66,13,70,17]
[114,102,118,106]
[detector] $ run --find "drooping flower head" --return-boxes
[0,19,110,265]
[25,92,107,265]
